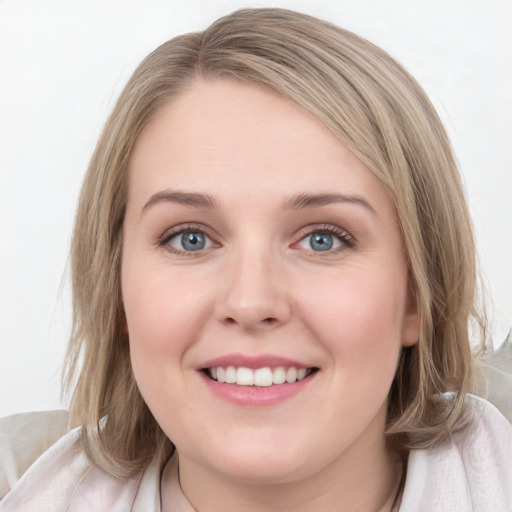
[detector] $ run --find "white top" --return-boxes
[1,395,511,511]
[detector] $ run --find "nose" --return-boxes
[215,248,291,332]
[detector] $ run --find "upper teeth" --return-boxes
[209,366,308,386]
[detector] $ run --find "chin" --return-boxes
[199,434,316,485]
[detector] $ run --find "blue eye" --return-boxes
[181,232,206,251]
[166,230,212,252]
[297,228,351,252]
[309,233,334,251]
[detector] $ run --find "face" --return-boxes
[122,79,419,486]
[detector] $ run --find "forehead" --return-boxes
[127,79,390,211]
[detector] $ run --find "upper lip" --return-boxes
[199,353,312,370]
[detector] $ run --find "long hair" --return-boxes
[64,8,484,477]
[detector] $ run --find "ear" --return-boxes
[402,287,420,347]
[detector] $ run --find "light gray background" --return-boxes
[1,0,511,417]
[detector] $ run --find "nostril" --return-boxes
[222,316,279,328]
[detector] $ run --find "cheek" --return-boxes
[124,264,204,347]
[122,268,205,417]
[122,265,208,393]
[298,266,407,369]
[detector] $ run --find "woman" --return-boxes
[1,8,511,511]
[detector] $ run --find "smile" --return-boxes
[206,366,316,386]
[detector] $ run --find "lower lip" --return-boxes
[200,371,316,407]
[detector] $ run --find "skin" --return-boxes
[121,79,420,512]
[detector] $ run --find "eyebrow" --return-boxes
[141,190,376,216]
[283,193,376,215]
[142,190,218,214]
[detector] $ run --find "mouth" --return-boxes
[202,366,319,387]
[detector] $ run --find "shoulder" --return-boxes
[0,411,161,511]
[400,395,512,512]
[0,410,69,498]
[481,329,512,422]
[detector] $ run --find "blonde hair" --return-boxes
[64,8,485,478]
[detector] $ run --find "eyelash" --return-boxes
[295,224,355,252]
[158,224,215,255]
[157,223,355,255]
